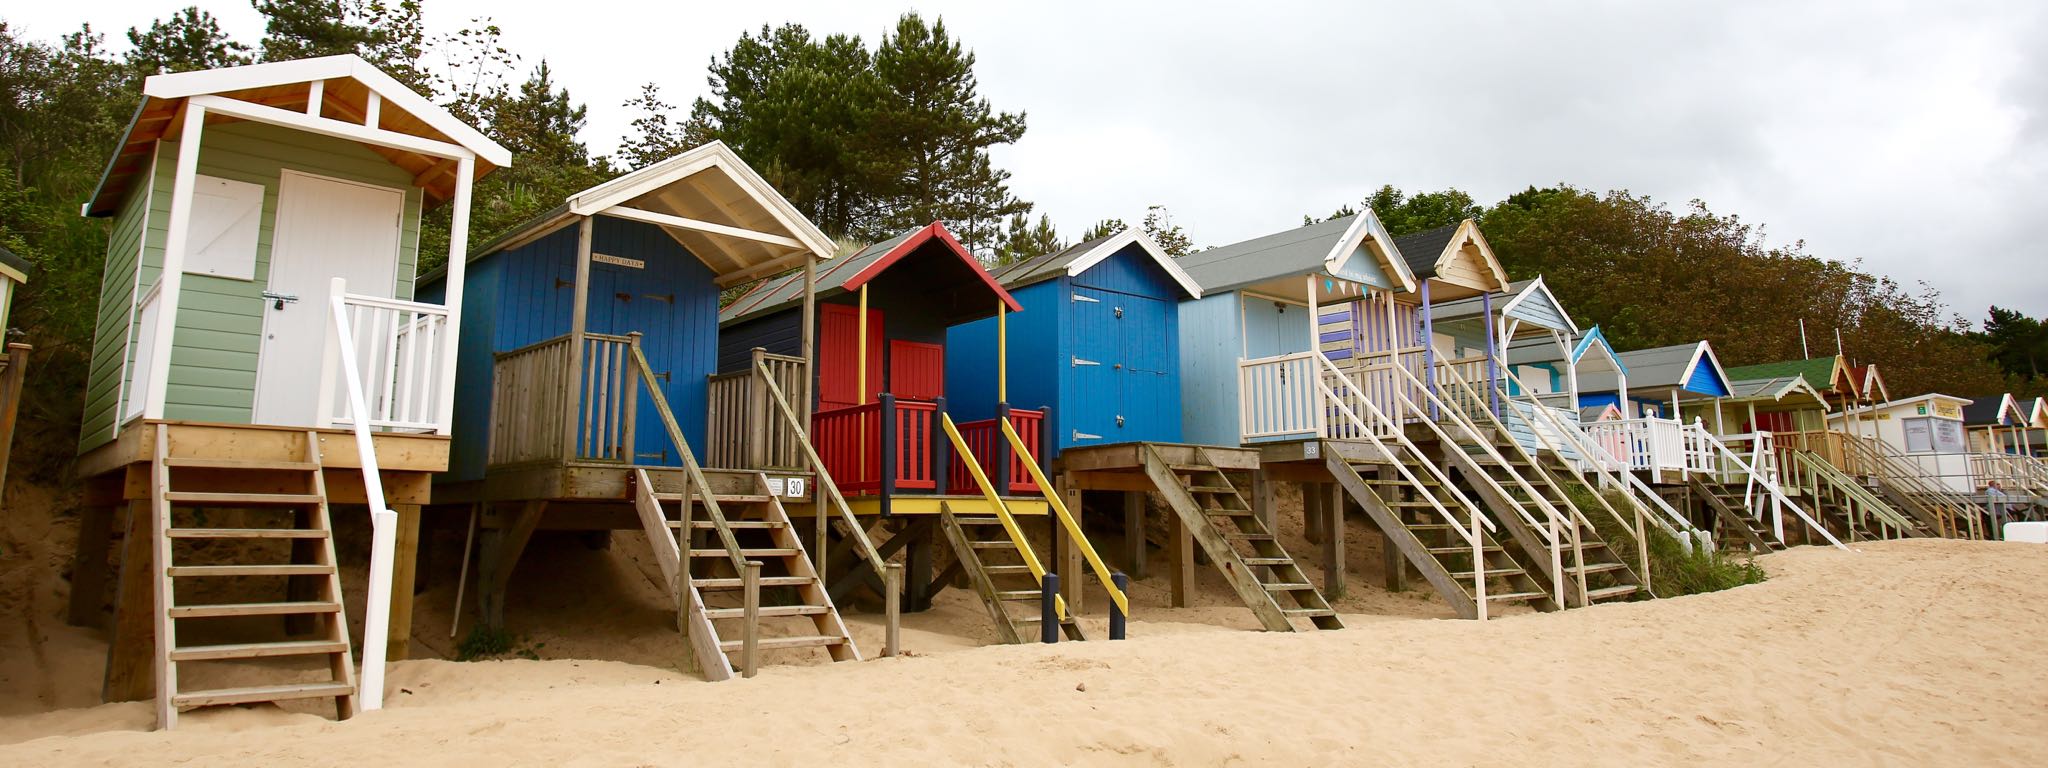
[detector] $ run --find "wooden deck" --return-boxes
[432,460,814,506]
[78,419,448,505]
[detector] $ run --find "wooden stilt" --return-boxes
[102,500,154,702]
[905,521,932,611]
[1304,482,1324,545]
[385,503,421,661]
[1169,514,1193,608]
[67,504,115,627]
[1324,482,1346,599]
[1123,490,1147,579]
[478,500,545,632]
[1377,466,1408,592]
[1059,480,1085,614]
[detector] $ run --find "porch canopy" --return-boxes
[721,221,1019,328]
[1391,219,1509,302]
[1430,277,1580,355]
[1176,211,1414,304]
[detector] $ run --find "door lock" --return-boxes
[262,291,299,310]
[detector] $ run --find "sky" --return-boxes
[14,1,2048,320]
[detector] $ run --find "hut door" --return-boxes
[818,303,883,411]
[1066,287,1123,444]
[888,340,944,401]
[256,171,402,427]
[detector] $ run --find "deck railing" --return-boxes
[485,331,642,467]
[320,281,452,434]
[1237,352,1323,440]
[811,397,940,496]
[1583,417,1692,474]
[706,348,808,470]
[948,406,1046,494]
[321,278,398,712]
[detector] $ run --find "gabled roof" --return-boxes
[1580,403,1623,422]
[1725,376,1830,409]
[86,54,510,216]
[1427,277,1578,336]
[1582,340,1731,395]
[0,245,29,284]
[1570,326,1625,373]
[1497,276,1578,334]
[1175,211,1415,294]
[992,228,1202,298]
[437,141,833,286]
[1850,363,1890,403]
[1964,393,2027,426]
[2032,397,2048,429]
[1724,356,1855,398]
[1392,219,1508,291]
[719,221,1019,325]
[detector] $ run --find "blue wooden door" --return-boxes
[1065,286,1121,448]
[587,259,685,466]
[1117,292,1177,443]
[1242,296,1309,358]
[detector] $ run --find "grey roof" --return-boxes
[1392,223,1459,279]
[719,229,916,324]
[1503,335,1568,366]
[1962,396,2019,426]
[1580,342,1716,394]
[991,234,1113,289]
[1175,215,1357,292]
[0,245,28,279]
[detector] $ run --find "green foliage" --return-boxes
[456,626,545,661]
[991,212,1061,267]
[1980,306,2048,395]
[254,0,431,94]
[1573,486,1766,597]
[1305,185,1478,235]
[1141,205,1196,257]
[1080,218,1126,242]
[124,8,251,76]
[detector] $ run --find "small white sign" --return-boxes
[1303,442,1320,459]
[785,477,807,498]
[766,477,787,497]
[593,252,645,269]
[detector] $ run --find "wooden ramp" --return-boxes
[147,426,356,728]
[1326,449,1558,619]
[1688,475,1783,553]
[1142,446,1341,632]
[634,470,857,680]
[938,504,1086,643]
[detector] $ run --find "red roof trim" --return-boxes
[842,222,1022,312]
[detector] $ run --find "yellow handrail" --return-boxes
[939,413,1065,621]
[998,418,1130,617]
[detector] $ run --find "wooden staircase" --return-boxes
[1450,439,1644,607]
[1688,475,1783,553]
[1141,446,1341,632]
[148,426,356,728]
[1327,450,1559,619]
[634,470,857,680]
[938,504,1087,643]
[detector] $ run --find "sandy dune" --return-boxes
[1,538,2041,766]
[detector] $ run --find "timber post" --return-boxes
[932,397,950,495]
[1040,572,1060,644]
[880,392,897,518]
[748,347,768,470]
[1109,572,1129,640]
[994,402,1013,494]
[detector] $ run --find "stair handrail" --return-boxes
[1785,447,1918,535]
[324,277,395,712]
[940,413,1067,621]
[1686,422,1847,549]
[753,361,890,590]
[1491,367,1706,548]
[1310,352,1495,540]
[1309,352,1493,617]
[627,344,749,575]
[1836,435,1956,536]
[1848,435,1987,537]
[997,418,1130,618]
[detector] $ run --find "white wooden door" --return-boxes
[255,171,402,426]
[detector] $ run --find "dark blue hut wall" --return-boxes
[946,279,1060,424]
[439,215,719,480]
[717,312,803,373]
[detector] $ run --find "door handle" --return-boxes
[262,291,299,310]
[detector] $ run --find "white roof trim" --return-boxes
[566,141,834,260]
[1063,228,1203,298]
[1437,220,1510,288]
[1495,276,1581,335]
[1995,393,2026,424]
[144,54,510,167]
[1322,210,1416,293]
[1674,340,1733,395]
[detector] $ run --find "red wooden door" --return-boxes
[889,340,945,401]
[818,303,883,411]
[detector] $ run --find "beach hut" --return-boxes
[0,246,31,511]
[65,55,510,727]
[1828,394,1974,492]
[418,142,886,677]
[944,228,1202,456]
[1579,341,1732,422]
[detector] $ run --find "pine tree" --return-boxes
[992,213,1062,266]
[125,7,250,75]
[1080,219,1127,242]
[254,0,430,94]
[1142,205,1196,256]
[866,13,1028,249]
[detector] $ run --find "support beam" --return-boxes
[1324,482,1346,599]
[601,205,805,249]
[1169,513,1193,608]
[477,501,546,632]
[563,217,594,459]
[67,504,115,627]
[1123,490,1147,579]
[385,504,422,660]
[1059,479,1084,614]
[102,501,154,702]
[189,95,470,161]
[432,154,474,435]
[1304,481,1324,545]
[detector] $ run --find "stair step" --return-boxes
[1186,485,1236,493]
[655,493,770,504]
[677,520,787,530]
[167,564,333,577]
[970,540,1016,550]
[718,635,846,653]
[955,517,1006,526]
[687,547,800,559]
[167,528,327,539]
[702,604,829,620]
[164,457,319,472]
[1585,584,1640,600]
[1241,557,1294,566]
[1262,582,1315,592]
[694,576,814,590]
[170,639,348,662]
[983,564,1035,576]
[1426,545,1503,555]
[1225,531,1275,541]
[169,600,340,618]
[1570,562,1629,576]
[995,589,1044,601]
[1282,608,1337,618]
[163,492,324,506]
[1202,507,1255,517]
[1450,567,1524,579]
[172,682,354,709]
[1484,590,1552,602]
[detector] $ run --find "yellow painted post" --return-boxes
[998,302,1008,403]
[857,284,870,405]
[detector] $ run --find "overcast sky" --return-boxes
[16,1,2048,320]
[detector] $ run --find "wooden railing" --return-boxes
[949,406,1046,494]
[811,396,940,496]
[485,332,642,467]
[706,348,808,470]
[320,279,453,434]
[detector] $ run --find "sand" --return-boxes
[1,537,2042,766]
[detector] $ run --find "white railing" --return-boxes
[1238,352,1323,441]
[1584,417,1690,474]
[324,281,397,712]
[320,278,453,434]
[1686,421,1845,550]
